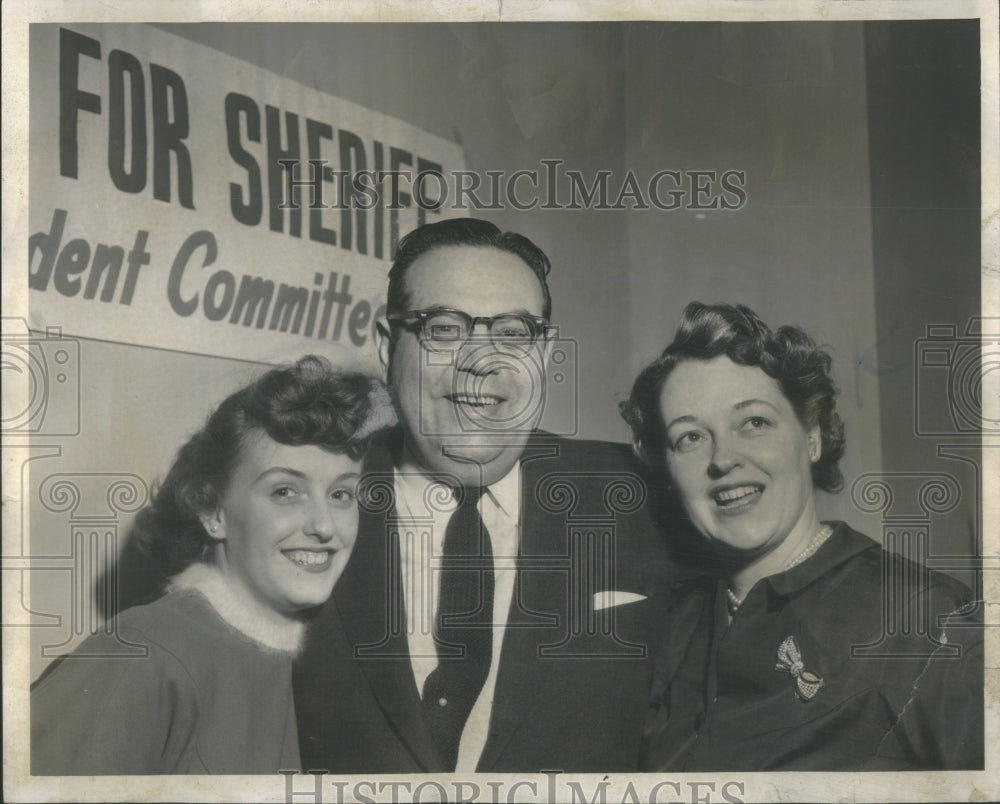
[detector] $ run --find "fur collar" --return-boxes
[169,562,305,654]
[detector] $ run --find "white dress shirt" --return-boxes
[393,463,521,772]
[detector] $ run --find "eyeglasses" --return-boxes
[387,308,551,353]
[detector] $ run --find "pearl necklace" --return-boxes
[726,523,834,615]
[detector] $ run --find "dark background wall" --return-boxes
[865,20,982,558]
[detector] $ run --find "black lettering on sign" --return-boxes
[58,28,194,207]
[59,28,101,179]
[226,92,263,227]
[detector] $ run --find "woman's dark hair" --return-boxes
[387,217,553,320]
[620,302,846,493]
[136,355,377,578]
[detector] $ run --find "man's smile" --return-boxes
[444,392,506,408]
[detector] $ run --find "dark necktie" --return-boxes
[421,486,494,770]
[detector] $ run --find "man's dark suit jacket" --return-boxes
[293,430,675,772]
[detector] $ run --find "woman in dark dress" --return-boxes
[31,355,393,774]
[621,302,983,771]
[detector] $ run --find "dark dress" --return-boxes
[642,523,983,771]
[31,565,302,774]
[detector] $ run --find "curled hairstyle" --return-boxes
[620,302,846,492]
[136,356,377,579]
[386,218,553,320]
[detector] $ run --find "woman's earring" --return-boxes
[201,514,223,539]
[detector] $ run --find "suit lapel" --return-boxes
[333,433,446,771]
[477,437,566,770]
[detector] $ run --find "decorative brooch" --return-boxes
[775,635,824,701]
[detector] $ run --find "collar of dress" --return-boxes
[393,458,522,522]
[763,522,877,598]
[169,562,305,654]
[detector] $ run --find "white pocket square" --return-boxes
[593,591,647,611]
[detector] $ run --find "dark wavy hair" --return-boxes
[620,302,846,493]
[387,217,552,320]
[135,355,377,579]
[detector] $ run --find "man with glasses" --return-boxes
[294,218,672,773]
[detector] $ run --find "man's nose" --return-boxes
[456,324,503,373]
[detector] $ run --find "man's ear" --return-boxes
[199,510,225,542]
[375,318,392,376]
[538,325,557,367]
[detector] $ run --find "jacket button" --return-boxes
[438,697,448,707]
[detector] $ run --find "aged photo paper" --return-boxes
[3,0,997,801]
